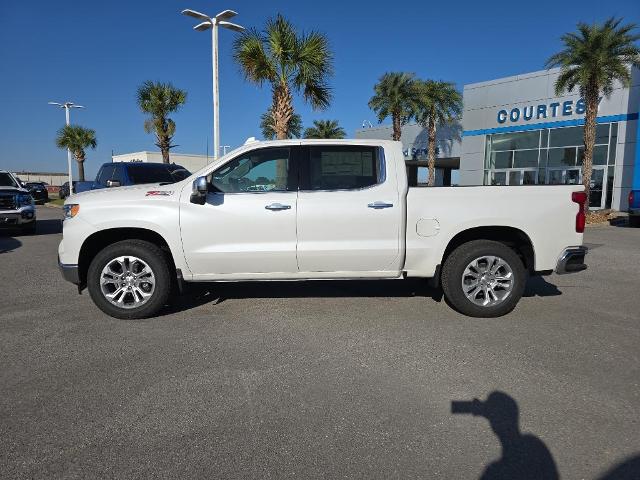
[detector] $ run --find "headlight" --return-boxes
[63,203,80,219]
[17,194,34,207]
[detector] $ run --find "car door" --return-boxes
[296,144,403,274]
[180,146,300,278]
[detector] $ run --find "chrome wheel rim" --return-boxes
[100,256,156,309]
[461,255,514,307]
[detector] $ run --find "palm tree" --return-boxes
[234,14,333,140]
[368,72,420,141]
[260,107,302,140]
[55,125,97,181]
[415,80,463,186]
[136,81,187,163]
[546,18,640,211]
[303,120,346,139]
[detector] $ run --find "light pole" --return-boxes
[182,8,244,160]
[48,101,84,194]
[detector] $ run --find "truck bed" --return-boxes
[404,185,584,277]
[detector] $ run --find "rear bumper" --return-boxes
[555,246,588,274]
[629,208,640,216]
[58,256,80,285]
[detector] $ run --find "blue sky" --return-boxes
[0,0,638,177]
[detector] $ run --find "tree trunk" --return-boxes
[158,135,171,164]
[582,81,599,213]
[272,82,294,141]
[272,82,293,188]
[392,112,402,141]
[427,114,437,186]
[76,155,86,182]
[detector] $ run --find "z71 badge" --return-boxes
[145,191,174,196]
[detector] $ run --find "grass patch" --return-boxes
[46,198,65,206]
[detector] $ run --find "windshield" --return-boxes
[0,172,19,188]
[126,164,177,184]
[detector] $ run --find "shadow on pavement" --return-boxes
[163,275,564,314]
[452,391,560,480]
[32,219,63,235]
[607,215,639,228]
[523,276,562,298]
[452,392,640,479]
[596,454,640,480]
[161,278,444,314]
[0,234,22,253]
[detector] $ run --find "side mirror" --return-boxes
[190,176,208,205]
[106,180,121,188]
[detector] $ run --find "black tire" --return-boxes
[87,240,172,319]
[629,216,640,228]
[441,240,526,318]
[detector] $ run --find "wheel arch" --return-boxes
[441,226,536,274]
[78,227,177,289]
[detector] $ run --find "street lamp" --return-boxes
[182,8,244,160]
[48,101,85,194]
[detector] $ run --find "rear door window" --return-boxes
[302,146,381,191]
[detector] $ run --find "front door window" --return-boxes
[211,148,291,193]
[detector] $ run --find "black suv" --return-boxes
[25,182,49,204]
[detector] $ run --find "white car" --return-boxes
[58,140,587,319]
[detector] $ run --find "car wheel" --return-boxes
[629,216,640,228]
[87,240,171,319]
[441,240,526,318]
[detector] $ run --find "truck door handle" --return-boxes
[367,201,393,209]
[265,203,291,211]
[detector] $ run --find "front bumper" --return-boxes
[0,206,36,227]
[58,256,80,285]
[555,246,588,274]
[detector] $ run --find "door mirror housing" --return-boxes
[190,176,208,205]
[106,180,121,188]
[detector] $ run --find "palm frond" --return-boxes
[546,17,640,97]
[368,72,419,125]
[303,119,346,139]
[233,13,333,132]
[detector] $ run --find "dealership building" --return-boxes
[356,66,640,211]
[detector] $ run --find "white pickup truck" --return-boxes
[58,139,588,319]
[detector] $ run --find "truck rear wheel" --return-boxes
[441,240,526,318]
[87,240,171,319]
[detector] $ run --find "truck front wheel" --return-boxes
[441,240,526,318]
[87,240,171,319]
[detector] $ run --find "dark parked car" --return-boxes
[58,181,80,200]
[25,182,49,204]
[73,162,192,193]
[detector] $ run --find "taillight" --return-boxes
[572,191,587,233]
[630,191,635,208]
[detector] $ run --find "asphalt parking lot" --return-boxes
[1,206,639,479]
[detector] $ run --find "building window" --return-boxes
[483,123,617,210]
